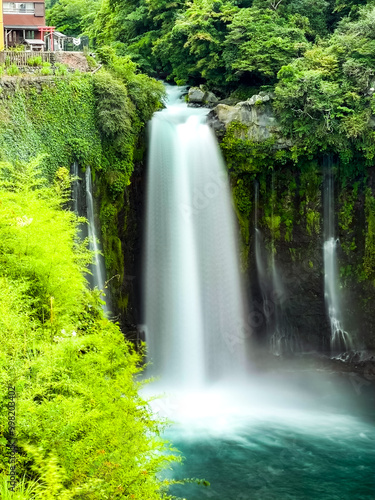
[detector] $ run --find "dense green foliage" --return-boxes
[52,0,370,93]
[0,160,178,499]
[0,48,178,497]
[0,69,163,190]
[0,76,101,179]
[274,5,375,161]
[46,0,101,36]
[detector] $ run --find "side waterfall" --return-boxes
[144,86,248,388]
[85,166,108,312]
[72,163,108,313]
[254,181,268,307]
[323,163,353,352]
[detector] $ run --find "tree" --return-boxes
[46,0,101,36]
[224,8,310,85]
[153,0,238,87]
[274,5,375,160]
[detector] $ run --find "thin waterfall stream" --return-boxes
[323,161,353,353]
[254,180,298,355]
[142,86,374,500]
[71,163,109,313]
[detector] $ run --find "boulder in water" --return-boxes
[188,87,219,107]
[188,87,205,104]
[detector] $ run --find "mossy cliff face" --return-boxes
[0,74,162,340]
[97,136,146,337]
[212,97,375,352]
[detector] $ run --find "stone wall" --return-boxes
[0,76,57,98]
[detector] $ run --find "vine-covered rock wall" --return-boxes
[0,73,163,339]
[215,100,375,352]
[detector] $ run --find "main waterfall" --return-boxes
[141,88,374,500]
[144,85,248,388]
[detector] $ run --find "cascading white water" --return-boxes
[85,166,108,313]
[144,85,248,388]
[323,165,353,352]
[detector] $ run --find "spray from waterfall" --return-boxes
[323,160,353,352]
[144,85,248,388]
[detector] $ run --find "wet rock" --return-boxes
[187,86,219,107]
[207,93,291,148]
[188,87,205,104]
[205,91,219,106]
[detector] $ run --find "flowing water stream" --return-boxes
[323,161,353,353]
[72,163,108,313]
[143,86,375,500]
[144,85,248,387]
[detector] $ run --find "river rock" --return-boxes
[205,91,219,106]
[188,87,205,104]
[188,87,219,107]
[207,93,291,148]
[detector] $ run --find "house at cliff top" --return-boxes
[1,0,53,49]
[0,1,88,51]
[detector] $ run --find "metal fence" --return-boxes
[62,36,89,52]
[48,36,89,53]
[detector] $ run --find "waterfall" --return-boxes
[323,161,353,352]
[254,181,272,342]
[144,85,248,388]
[85,166,108,313]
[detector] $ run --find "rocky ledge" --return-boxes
[207,92,291,148]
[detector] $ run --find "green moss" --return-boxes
[339,182,358,256]
[0,76,102,178]
[264,214,281,240]
[306,209,320,236]
[364,190,375,284]
[220,122,276,174]
[118,293,129,311]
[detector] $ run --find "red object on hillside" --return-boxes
[38,25,54,50]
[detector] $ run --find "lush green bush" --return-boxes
[6,64,20,76]
[224,8,310,84]
[0,158,91,332]
[274,5,375,161]
[40,62,53,76]
[54,62,69,76]
[0,75,102,179]
[27,56,43,67]
[0,159,179,499]
[85,54,97,69]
